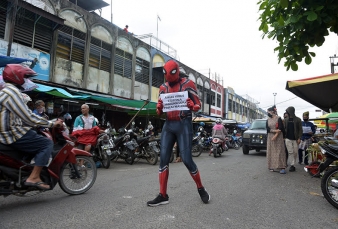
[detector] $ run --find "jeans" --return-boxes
[159,118,197,173]
[10,129,53,166]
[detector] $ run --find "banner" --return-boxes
[0,39,50,81]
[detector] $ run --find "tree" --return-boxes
[258,0,338,71]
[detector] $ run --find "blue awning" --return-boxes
[0,55,31,67]
[34,83,89,99]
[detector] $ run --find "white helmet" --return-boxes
[94,117,99,125]
[215,118,222,124]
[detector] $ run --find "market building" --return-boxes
[0,0,263,129]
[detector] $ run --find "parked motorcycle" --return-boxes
[199,131,213,151]
[192,133,203,157]
[92,124,115,169]
[307,138,338,209]
[0,126,97,197]
[110,128,138,165]
[134,136,159,165]
[211,137,224,158]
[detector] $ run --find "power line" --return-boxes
[262,96,298,109]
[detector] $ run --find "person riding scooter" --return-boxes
[209,118,227,155]
[0,64,63,190]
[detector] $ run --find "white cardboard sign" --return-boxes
[160,91,189,112]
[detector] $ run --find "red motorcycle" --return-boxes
[0,126,97,196]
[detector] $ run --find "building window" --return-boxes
[89,36,112,72]
[217,94,221,108]
[197,84,203,99]
[211,92,215,106]
[114,48,132,78]
[56,25,86,64]
[152,67,164,87]
[135,57,150,84]
[228,99,232,112]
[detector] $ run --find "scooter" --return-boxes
[0,126,97,197]
[210,137,224,158]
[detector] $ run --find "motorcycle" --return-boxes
[92,123,115,169]
[0,126,97,197]
[192,133,203,157]
[211,137,224,158]
[134,136,159,165]
[199,132,213,151]
[110,128,138,165]
[307,138,338,209]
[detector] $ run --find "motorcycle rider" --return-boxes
[209,118,227,155]
[197,122,205,133]
[0,64,63,190]
[147,60,210,206]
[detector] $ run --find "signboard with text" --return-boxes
[160,91,189,112]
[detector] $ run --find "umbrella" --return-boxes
[286,73,338,112]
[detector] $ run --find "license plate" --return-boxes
[106,149,112,155]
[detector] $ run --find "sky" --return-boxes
[99,0,338,119]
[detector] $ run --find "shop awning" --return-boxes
[286,73,338,112]
[0,56,30,67]
[34,83,89,99]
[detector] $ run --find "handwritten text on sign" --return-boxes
[160,91,189,112]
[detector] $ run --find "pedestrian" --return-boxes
[298,111,316,165]
[283,112,289,164]
[33,100,49,120]
[147,121,154,136]
[147,60,210,207]
[174,141,182,163]
[283,106,303,172]
[266,105,286,174]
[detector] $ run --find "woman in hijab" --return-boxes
[266,105,287,174]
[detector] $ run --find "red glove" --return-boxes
[186,98,200,112]
[156,98,163,115]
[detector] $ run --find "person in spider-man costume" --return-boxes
[147,60,210,207]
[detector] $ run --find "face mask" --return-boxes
[21,79,38,92]
[268,113,273,118]
[303,118,308,122]
[37,107,44,114]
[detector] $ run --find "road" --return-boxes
[0,148,337,229]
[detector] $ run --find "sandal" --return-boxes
[280,169,286,174]
[24,181,50,190]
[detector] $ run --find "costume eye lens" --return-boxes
[171,69,177,75]
[163,69,166,74]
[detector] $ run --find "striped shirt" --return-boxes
[0,84,53,144]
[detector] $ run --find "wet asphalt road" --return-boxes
[0,148,338,229]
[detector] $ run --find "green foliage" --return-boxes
[258,0,338,71]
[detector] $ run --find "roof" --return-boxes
[69,0,109,11]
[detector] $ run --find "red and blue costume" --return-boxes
[153,60,209,204]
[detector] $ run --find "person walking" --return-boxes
[266,106,286,174]
[298,111,316,165]
[283,106,303,172]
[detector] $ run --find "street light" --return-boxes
[273,93,277,105]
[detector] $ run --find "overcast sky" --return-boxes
[100,0,338,119]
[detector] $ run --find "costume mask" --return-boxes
[163,60,179,83]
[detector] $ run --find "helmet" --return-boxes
[63,113,72,120]
[215,118,222,124]
[199,122,205,127]
[2,64,37,85]
[234,129,237,134]
[94,117,99,125]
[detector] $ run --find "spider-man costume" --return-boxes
[147,60,210,206]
